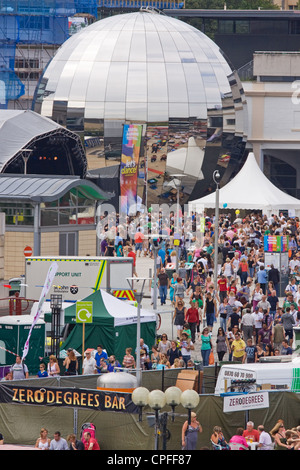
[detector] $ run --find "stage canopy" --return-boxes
[0,110,87,177]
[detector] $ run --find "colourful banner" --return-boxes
[264,235,289,252]
[22,261,58,361]
[120,124,142,214]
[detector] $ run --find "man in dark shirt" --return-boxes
[267,290,279,317]
[158,268,169,305]
[243,338,257,363]
[227,307,240,329]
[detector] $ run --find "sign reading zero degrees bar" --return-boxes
[0,383,138,414]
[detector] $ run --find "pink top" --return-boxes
[229,435,249,449]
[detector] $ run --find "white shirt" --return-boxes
[251,311,264,329]
[258,431,273,450]
[82,356,96,375]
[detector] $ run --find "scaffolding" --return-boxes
[0,0,98,108]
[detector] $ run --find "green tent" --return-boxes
[61,290,156,363]
[0,315,45,374]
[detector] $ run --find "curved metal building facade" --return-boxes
[33,9,248,205]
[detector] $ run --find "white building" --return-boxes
[243,51,300,199]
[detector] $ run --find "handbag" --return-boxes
[209,350,214,365]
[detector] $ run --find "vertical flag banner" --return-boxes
[120,124,142,214]
[22,261,58,361]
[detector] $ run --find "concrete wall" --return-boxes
[254,51,300,78]
[4,232,34,280]
[4,229,98,280]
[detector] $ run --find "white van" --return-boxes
[215,357,300,395]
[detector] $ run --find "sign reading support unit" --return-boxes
[76,301,93,357]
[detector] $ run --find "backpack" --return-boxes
[80,423,96,445]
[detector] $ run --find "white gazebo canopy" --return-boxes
[189,152,300,216]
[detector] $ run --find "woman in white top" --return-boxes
[35,428,51,450]
[252,283,263,311]
[47,355,60,377]
[222,258,233,281]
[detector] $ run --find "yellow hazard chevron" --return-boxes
[112,290,136,301]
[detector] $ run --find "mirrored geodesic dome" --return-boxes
[33,8,247,206]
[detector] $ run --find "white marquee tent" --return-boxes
[189,153,300,216]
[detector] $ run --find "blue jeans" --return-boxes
[220,316,227,332]
[159,285,167,304]
[201,348,211,367]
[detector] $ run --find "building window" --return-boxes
[40,189,96,227]
[0,203,34,226]
[59,232,77,256]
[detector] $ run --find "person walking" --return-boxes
[185,300,200,343]
[158,268,169,305]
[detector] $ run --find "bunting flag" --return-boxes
[22,261,58,361]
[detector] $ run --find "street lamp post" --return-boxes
[132,386,199,451]
[21,148,33,175]
[50,294,62,357]
[213,170,221,294]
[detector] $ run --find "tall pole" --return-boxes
[153,245,158,311]
[135,292,142,386]
[213,171,220,294]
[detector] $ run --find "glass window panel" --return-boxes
[148,62,168,103]
[77,206,95,225]
[166,63,188,103]
[59,207,77,225]
[105,62,128,102]
[41,209,58,226]
[219,20,234,34]
[86,62,110,102]
[235,20,250,34]
[126,62,147,102]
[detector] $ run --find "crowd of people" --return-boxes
[1,209,300,450]
[93,209,299,369]
[3,210,300,376]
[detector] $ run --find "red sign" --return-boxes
[24,246,33,257]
